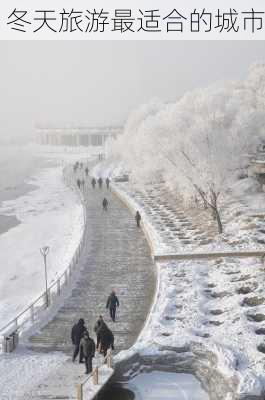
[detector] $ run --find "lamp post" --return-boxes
[40,246,50,308]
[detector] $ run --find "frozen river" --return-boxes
[98,372,209,400]
[0,146,83,329]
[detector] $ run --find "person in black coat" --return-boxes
[91,178,96,188]
[97,323,114,357]
[102,198,108,211]
[106,290,119,322]
[98,177,103,188]
[79,331,95,374]
[71,318,86,362]
[94,315,107,349]
[135,211,141,227]
[106,177,110,189]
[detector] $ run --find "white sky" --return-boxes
[1,40,265,141]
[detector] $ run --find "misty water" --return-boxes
[0,146,47,234]
[98,372,209,400]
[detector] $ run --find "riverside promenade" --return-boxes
[27,177,156,399]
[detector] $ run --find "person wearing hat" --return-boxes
[94,315,107,349]
[71,318,87,363]
[79,331,96,374]
[97,323,114,357]
[106,290,119,322]
[135,211,141,227]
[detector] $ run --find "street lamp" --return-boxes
[40,246,50,308]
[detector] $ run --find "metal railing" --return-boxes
[0,165,87,342]
[76,350,113,400]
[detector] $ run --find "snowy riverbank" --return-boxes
[0,164,83,329]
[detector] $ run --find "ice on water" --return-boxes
[128,372,208,400]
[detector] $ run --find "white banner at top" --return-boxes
[1,0,265,40]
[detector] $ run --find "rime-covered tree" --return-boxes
[111,64,265,233]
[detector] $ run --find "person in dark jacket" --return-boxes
[91,177,96,189]
[71,318,86,363]
[97,323,114,357]
[135,211,141,227]
[79,331,95,374]
[106,290,119,322]
[94,315,107,349]
[102,197,108,211]
[85,167,89,176]
[106,177,110,189]
[98,177,103,188]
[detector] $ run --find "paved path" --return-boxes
[27,181,155,398]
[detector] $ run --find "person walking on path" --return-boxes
[91,177,96,189]
[85,167,89,176]
[71,318,87,363]
[94,315,107,349]
[97,323,114,357]
[79,331,95,374]
[77,178,81,190]
[106,290,119,322]
[102,197,108,211]
[106,177,110,189]
[135,211,141,227]
[98,177,103,188]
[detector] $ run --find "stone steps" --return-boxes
[127,186,217,250]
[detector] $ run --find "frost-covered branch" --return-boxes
[109,63,265,234]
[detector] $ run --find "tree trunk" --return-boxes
[209,189,223,234]
[214,207,223,234]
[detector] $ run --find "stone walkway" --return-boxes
[27,181,155,398]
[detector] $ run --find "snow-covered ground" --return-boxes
[0,347,68,400]
[0,345,111,400]
[0,146,108,399]
[0,144,103,331]
[0,165,84,329]
[106,175,265,398]
[132,257,265,396]
[88,159,265,397]
[2,151,265,399]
